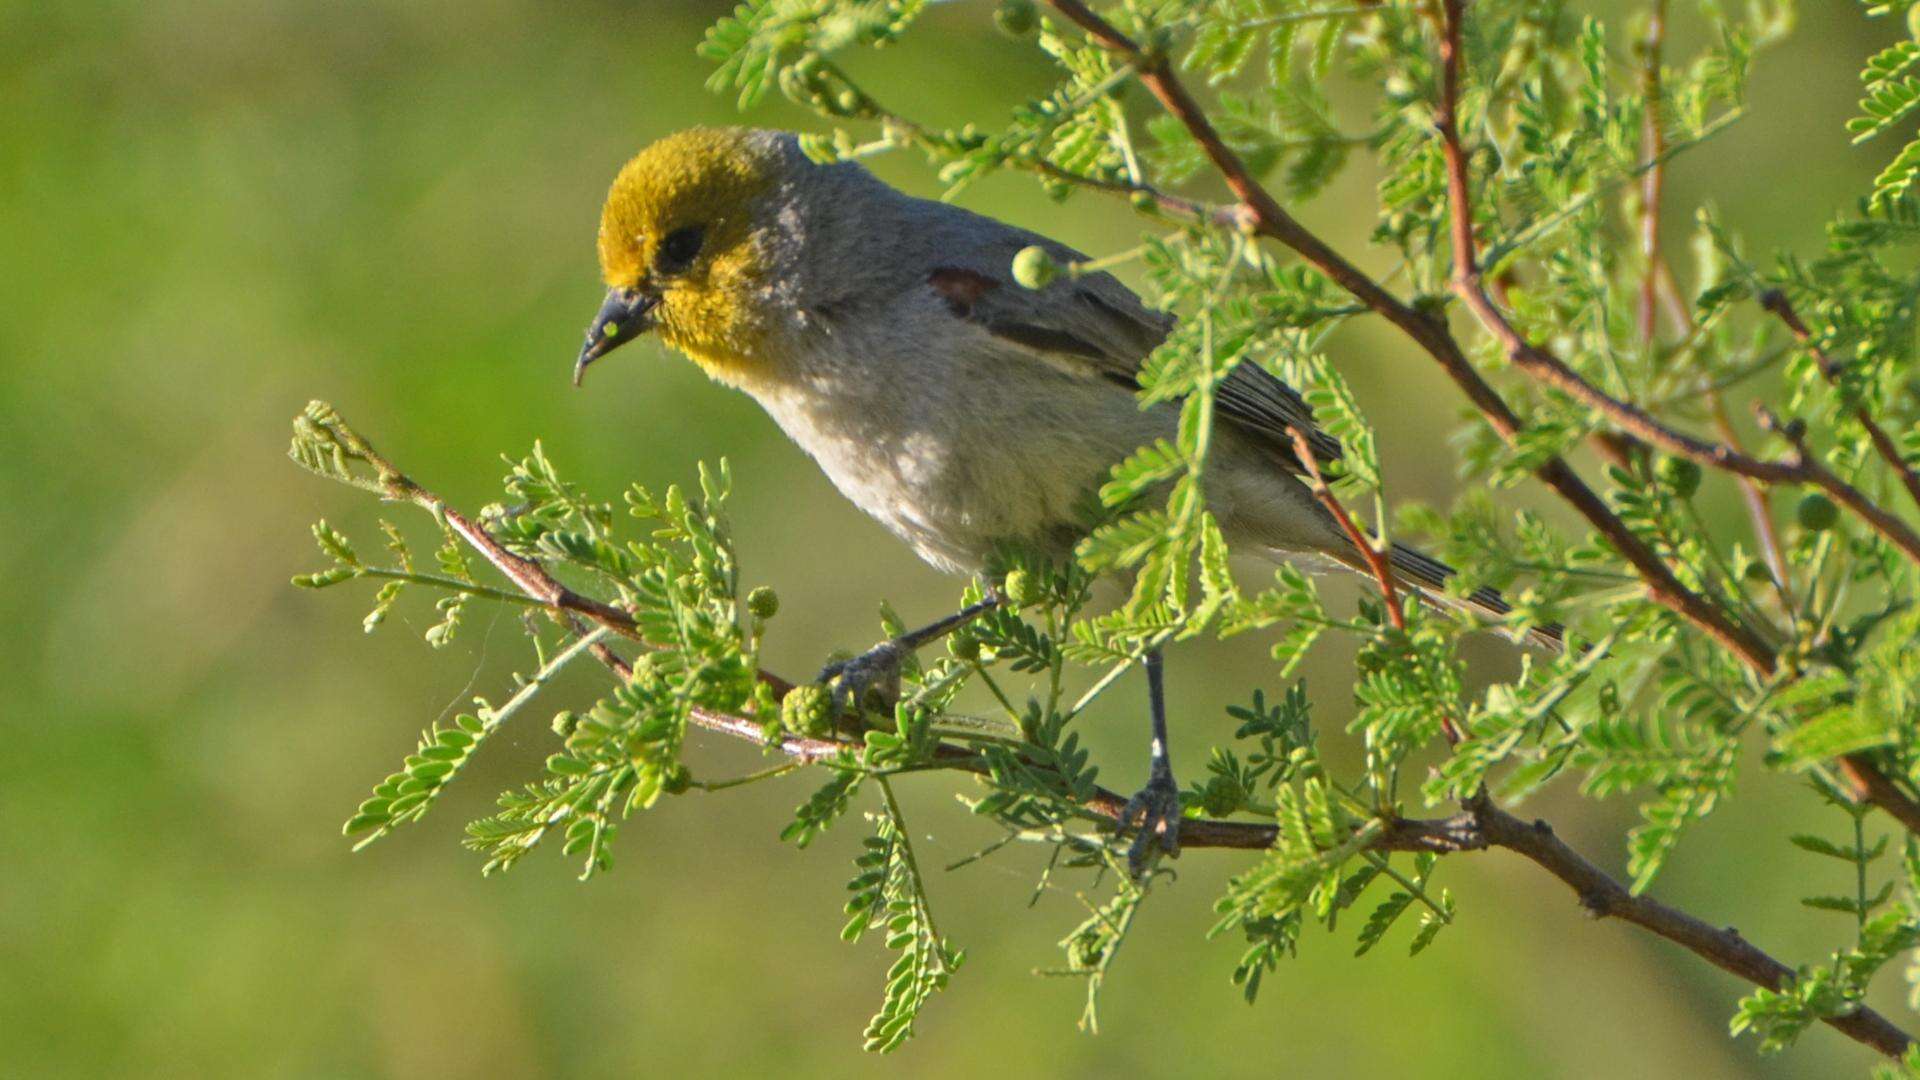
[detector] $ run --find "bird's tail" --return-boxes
[1335,541,1563,651]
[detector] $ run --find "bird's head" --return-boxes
[577,127,793,387]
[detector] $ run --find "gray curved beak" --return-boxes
[575,288,660,386]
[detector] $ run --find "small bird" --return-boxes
[576,127,1543,869]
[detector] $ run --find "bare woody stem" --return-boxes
[1636,0,1668,347]
[1286,426,1405,631]
[1760,287,1920,516]
[1285,425,1465,746]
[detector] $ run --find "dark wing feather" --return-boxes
[928,261,1342,470]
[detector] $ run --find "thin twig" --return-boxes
[1636,0,1668,347]
[1426,0,1920,854]
[1041,0,1780,675]
[1760,288,1920,515]
[1286,427,1405,631]
[1474,799,1912,1057]
[1429,0,1920,568]
[1285,425,1464,746]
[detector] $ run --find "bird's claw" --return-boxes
[1122,770,1183,878]
[818,639,908,715]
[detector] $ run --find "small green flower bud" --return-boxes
[1655,455,1702,499]
[1742,561,1775,586]
[661,764,692,795]
[1002,568,1040,607]
[994,0,1037,37]
[550,711,578,738]
[1011,245,1058,290]
[747,585,780,621]
[781,684,836,738]
[949,631,983,662]
[1796,492,1839,532]
[834,89,861,114]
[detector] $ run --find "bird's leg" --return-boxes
[1122,647,1182,876]
[820,588,1003,714]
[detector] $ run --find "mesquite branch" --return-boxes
[1760,287,1920,516]
[1429,0,1920,569]
[303,406,1910,1057]
[1041,0,1777,674]
[1286,426,1405,632]
[1036,0,1920,834]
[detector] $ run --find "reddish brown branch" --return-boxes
[1285,425,1465,745]
[1042,0,1777,674]
[1042,0,1920,901]
[1429,0,1920,853]
[1430,1,1920,569]
[1761,288,1920,516]
[1475,800,1913,1057]
[1286,427,1406,631]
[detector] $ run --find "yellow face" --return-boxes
[590,127,782,384]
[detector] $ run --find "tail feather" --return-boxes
[1379,542,1564,650]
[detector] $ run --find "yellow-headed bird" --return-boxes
[576,127,1545,869]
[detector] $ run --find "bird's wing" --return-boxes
[926,252,1342,470]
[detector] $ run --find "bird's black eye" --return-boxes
[655,225,705,274]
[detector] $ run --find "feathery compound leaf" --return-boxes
[347,630,608,851]
[845,782,962,1053]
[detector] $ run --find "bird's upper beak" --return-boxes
[574,287,660,386]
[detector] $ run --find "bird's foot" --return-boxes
[818,639,908,716]
[1122,769,1183,878]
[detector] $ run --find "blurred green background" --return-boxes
[1,2,1908,1075]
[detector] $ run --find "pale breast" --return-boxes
[746,326,1168,575]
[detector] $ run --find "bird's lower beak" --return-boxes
[575,287,660,386]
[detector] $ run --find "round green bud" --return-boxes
[627,653,663,692]
[1742,561,1775,585]
[661,764,692,795]
[1011,245,1058,290]
[994,0,1037,37]
[948,631,983,663]
[746,585,780,621]
[1655,456,1702,499]
[834,89,861,114]
[550,710,578,739]
[1796,492,1839,532]
[1002,568,1041,607]
[781,684,836,738]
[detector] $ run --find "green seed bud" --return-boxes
[949,631,983,662]
[835,89,861,114]
[1655,456,1702,499]
[781,684,835,738]
[1002,568,1040,607]
[1011,245,1058,290]
[550,711,578,738]
[1796,492,1839,532]
[747,585,780,621]
[661,764,692,795]
[1742,561,1775,585]
[994,0,1037,37]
